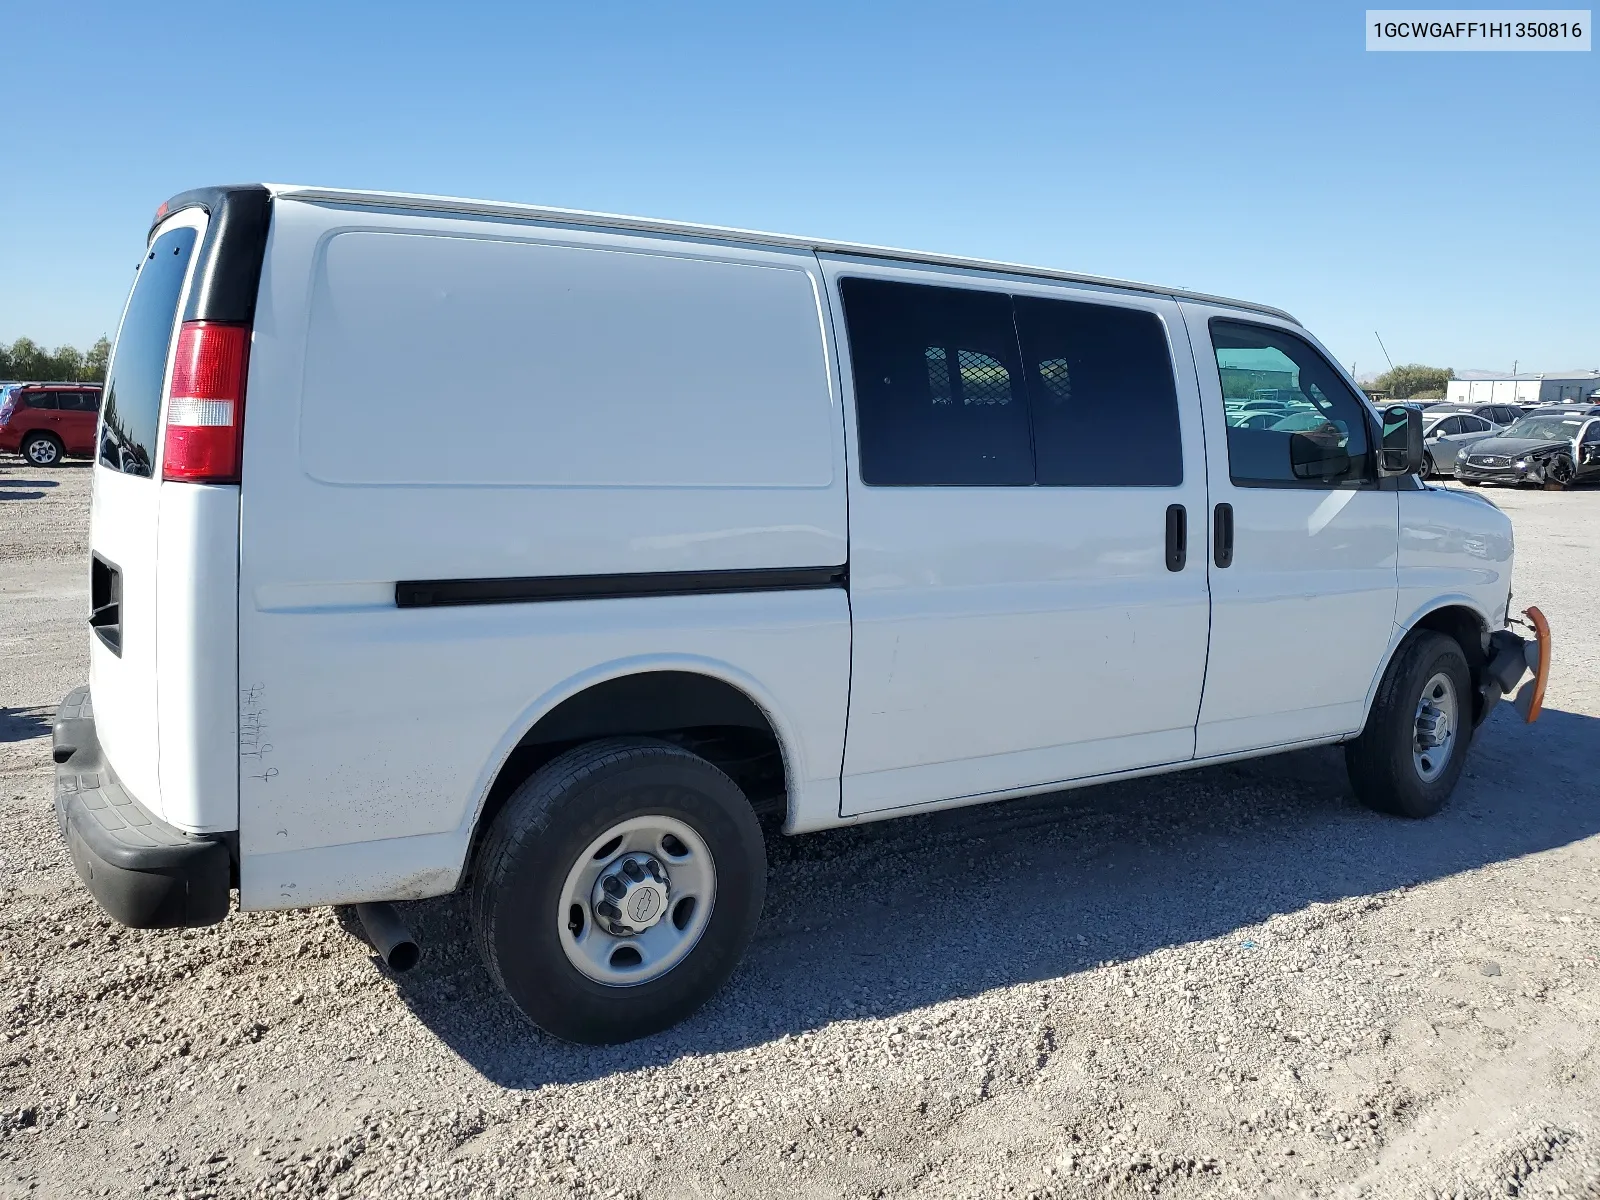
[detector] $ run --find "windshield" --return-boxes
[1503,418,1580,441]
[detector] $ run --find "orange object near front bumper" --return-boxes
[1518,605,1551,723]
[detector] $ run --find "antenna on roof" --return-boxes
[1374,332,1395,372]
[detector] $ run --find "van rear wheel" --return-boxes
[470,738,766,1044]
[1344,631,1473,819]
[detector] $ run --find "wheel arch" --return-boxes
[1360,599,1494,734]
[459,657,800,876]
[21,428,64,451]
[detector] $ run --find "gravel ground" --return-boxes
[2,460,1599,1200]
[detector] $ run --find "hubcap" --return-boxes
[28,442,55,464]
[558,815,716,987]
[1413,671,1458,783]
[592,853,670,935]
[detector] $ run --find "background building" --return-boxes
[1446,371,1600,407]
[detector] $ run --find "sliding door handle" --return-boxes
[1214,503,1234,568]
[1164,504,1187,572]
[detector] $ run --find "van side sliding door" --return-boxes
[825,260,1213,816]
[1181,303,1399,756]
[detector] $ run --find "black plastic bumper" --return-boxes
[52,687,231,928]
[1455,465,1528,485]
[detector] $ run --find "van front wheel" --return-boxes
[1344,631,1473,819]
[470,738,767,1044]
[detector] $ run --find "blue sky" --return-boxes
[4,1,1595,376]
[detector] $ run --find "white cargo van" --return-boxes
[54,185,1551,1043]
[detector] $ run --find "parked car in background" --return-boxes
[1523,404,1600,419]
[1455,413,1600,489]
[0,383,102,465]
[1422,401,1521,427]
[1421,410,1500,477]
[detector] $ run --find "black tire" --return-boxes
[470,738,767,1044]
[1421,451,1435,479]
[1461,478,1482,487]
[1345,631,1473,819]
[1543,454,1576,491]
[21,432,63,467]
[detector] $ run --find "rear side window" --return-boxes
[25,393,58,410]
[840,277,1032,486]
[100,225,198,477]
[1013,295,1181,486]
[840,277,1184,487]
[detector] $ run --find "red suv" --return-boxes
[0,383,103,466]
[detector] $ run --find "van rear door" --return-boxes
[89,188,270,834]
[90,211,209,820]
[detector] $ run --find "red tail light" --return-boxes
[162,321,249,483]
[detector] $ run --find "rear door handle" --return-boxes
[1165,504,1187,572]
[1214,503,1234,568]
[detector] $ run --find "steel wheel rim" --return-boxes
[1412,671,1458,783]
[557,814,716,987]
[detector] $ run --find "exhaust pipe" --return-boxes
[355,902,420,972]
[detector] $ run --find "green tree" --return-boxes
[84,336,112,382]
[1,335,111,382]
[1375,363,1453,399]
[52,344,85,380]
[2,337,50,380]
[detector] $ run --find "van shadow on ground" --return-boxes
[375,704,1600,1089]
[0,473,58,502]
[0,706,55,745]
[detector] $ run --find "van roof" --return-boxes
[249,184,1301,326]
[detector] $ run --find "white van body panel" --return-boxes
[88,207,213,825]
[237,591,850,908]
[88,468,166,813]
[1180,302,1401,758]
[154,483,240,833]
[823,258,1213,815]
[234,199,850,909]
[1396,486,1514,634]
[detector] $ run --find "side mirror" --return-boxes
[1379,404,1424,476]
[1290,431,1352,480]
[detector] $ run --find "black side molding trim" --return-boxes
[396,565,850,609]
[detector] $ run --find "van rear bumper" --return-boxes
[52,687,231,928]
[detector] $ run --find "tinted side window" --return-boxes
[57,393,89,411]
[1211,320,1372,488]
[1435,416,1463,435]
[1013,296,1181,486]
[840,277,1032,485]
[25,393,58,409]
[100,225,198,477]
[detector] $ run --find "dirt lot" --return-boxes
[2,460,1598,1200]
